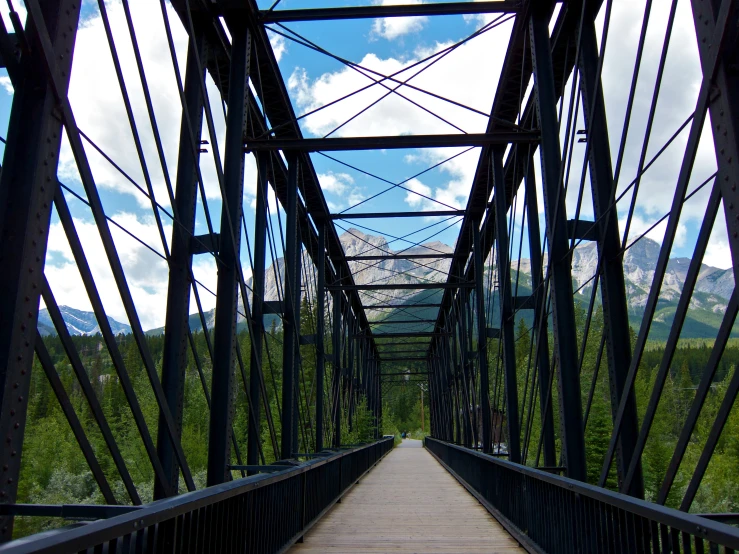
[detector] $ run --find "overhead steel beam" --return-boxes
[378,372,430,376]
[365,303,442,309]
[375,342,431,347]
[374,332,451,338]
[331,210,465,219]
[258,1,520,22]
[369,320,437,325]
[375,350,428,355]
[246,132,539,152]
[329,283,474,291]
[345,254,455,261]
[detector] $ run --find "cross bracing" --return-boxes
[0,0,738,552]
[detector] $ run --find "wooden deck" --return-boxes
[289,439,525,553]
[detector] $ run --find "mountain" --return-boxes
[536,238,734,339]
[38,306,131,337]
[170,228,453,335]
[47,231,734,341]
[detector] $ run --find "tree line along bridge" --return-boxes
[0,0,738,552]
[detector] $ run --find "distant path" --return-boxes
[289,442,524,553]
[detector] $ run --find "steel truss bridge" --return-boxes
[0,0,738,552]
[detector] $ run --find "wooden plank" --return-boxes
[289,440,525,553]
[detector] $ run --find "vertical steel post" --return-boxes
[451,316,463,445]
[315,223,326,451]
[428,359,437,438]
[376,360,382,439]
[473,226,492,453]
[332,289,342,447]
[530,6,587,481]
[523,158,557,467]
[207,23,251,486]
[347,317,355,432]
[247,154,269,471]
[492,148,521,463]
[459,291,477,446]
[292,242,302,456]
[0,0,81,538]
[281,154,300,460]
[576,12,644,497]
[156,35,206,500]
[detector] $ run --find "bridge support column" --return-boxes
[492,148,521,463]
[281,154,301,460]
[523,159,557,468]
[530,5,587,481]
[473,226,492,453]
[576,8,644,497]
[332,289,343,447]
[0,0,82,538]
[156,34,206,499]
[208,22,252,486]
[247,154,269,471]
[315,223,327,451]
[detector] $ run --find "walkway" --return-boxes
[289,440,524,553]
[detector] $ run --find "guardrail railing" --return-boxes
[425,437,739,554]
[0,438,393,554]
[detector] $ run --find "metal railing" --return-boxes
[425,438,739,553]
[0,438,393,554]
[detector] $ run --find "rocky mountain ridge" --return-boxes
[38,305,132,337]
[43,230,734,338]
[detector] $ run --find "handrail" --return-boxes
[425,437,739,553]
[0,438,394,554]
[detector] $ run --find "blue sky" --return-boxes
[0,0,731,329]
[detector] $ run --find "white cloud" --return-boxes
[270,34,286,62]
[45,210,171,330]
[56,0,259,210]
[703,207,733,270]
[618,213,688,251]
[288,18,512,213]
[0,76,13,94]
[249,184,279,215]
[371,0,428,41]
[319,171,354,195]
[317,171,365,209]
[403,178,432,207]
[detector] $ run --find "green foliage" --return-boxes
[17,295,739,541]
